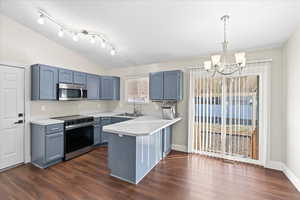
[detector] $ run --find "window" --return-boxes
[125,77,149,103]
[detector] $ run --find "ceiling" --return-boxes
[1,0,300,68]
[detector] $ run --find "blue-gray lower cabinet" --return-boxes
[100,117,132,144]
[162,126,172,158]
[31,64,58,100]
[107,130,162,184]
[73,71,87,86]
[93,124,101,145]
[93,117,101,145]
[87,74,100,100]
[59,69,73,83]
[31,123,64,168]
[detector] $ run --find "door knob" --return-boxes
[18,113,23,117]
[14,120,23,124]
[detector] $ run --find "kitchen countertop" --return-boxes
[83,112,136,119]
[31,119,64,126]
[103,116,181,136]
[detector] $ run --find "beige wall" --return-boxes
[283,25,300,179]
[104,47,284,162]
[0,14,110,119]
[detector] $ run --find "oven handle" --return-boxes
[65,122,94,131]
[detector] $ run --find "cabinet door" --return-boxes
[101,117,111,143]
[112,77,120,100]
[39,65,58,100]
[100,76,114,100]
[149,72,164,100]
[163,70,182,100]
[59,69,73,83]
[45,132,64,163]
[162,126,172,156]
[94,125,101,145]
[73,72,86,85]
[86,74,100,100]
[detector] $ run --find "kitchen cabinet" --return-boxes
[31,122,64,168]
[108,130,162,184]
[94,123,101,145]
[149,70,183,101]
[73,72,87,86]
[99,117,131,144]
[149,72,164,100]
[163,70,183,100]
[59,69,73,83]
[31,64,120,101]
[86,74,100,100]
[45,132,64,163]
[100,76,120,100]
[101,117,112,143]
[31,64,58,100]
[162,126,172,158]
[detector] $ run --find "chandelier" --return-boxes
[204,15,246,76]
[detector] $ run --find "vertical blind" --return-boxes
[190,70,259,160]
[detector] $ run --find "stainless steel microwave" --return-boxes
[58,83,87,101]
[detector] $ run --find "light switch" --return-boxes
[41,105,46,111]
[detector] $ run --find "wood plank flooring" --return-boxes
[0,146,299,200]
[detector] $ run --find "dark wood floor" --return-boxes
[0,146,299,200]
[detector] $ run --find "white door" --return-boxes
[0,65,24,170]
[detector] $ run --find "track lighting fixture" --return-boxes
[37,9,117,56]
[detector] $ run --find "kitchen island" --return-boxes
[103,116,181,184]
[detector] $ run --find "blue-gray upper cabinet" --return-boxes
[86,74,100,100]
[149,70,183,101]
[31,64,58,100]
[149,72,164,100]
[163,70,183,100]
[73,72,87,86]
[100,76,120,100]
[58,69,73,83]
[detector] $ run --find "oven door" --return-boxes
[58,83,86,101]
[65,124,94,160]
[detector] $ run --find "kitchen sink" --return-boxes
[116,112,143,117]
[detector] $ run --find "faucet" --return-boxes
[133,97,140,116]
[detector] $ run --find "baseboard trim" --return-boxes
[171,144,187,152]
[283,164,300,192]
[265,160,283,171]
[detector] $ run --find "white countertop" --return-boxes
[31,119,64,126]
[82,112,136,119]
[103,116,182,136]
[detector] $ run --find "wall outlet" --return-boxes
[41,105,46,111]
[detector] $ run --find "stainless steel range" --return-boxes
[52,115,94,160]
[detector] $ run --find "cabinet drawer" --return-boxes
[46,123,64,134]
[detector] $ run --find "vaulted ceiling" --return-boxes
[1,0,300,68]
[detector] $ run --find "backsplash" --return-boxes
[30,101,110,120]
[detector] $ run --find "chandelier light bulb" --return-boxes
[110,48,116,56]
[37,14,45,25]
[58,29,64,37]
[101,39,106,48]
[204,61,212,70]
[90,36,96,44]
[72,33,79,42]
